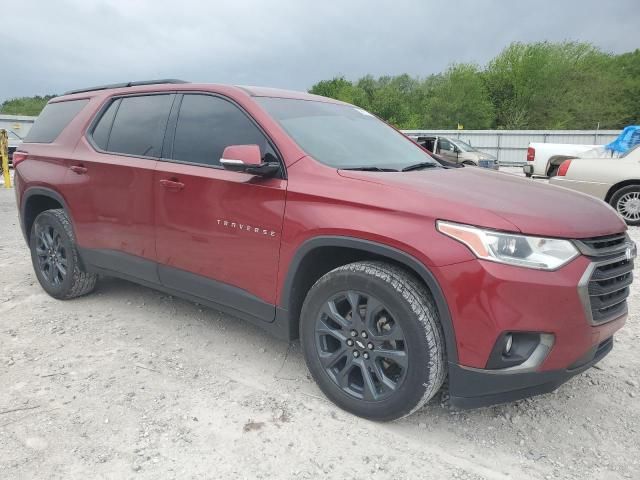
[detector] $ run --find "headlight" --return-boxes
[437,221,579,270]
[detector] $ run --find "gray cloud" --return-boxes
[1,0,638,100]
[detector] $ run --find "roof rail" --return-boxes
[63,79,189,96]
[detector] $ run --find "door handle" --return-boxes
[159,179,185,191]
[69,165,87,174]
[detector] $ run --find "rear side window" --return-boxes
[95,94,173,158]
[171,94,277,166]
[25,99,89,143]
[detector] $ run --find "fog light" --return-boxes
[486,332,551,370]
[504,334,513,355]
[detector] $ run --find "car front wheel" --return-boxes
[300,261,446,421]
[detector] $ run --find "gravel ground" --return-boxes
[1,173,639,480]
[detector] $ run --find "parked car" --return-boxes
[523,142,600,178]
[13,80,634,420]
[550,145,640,225]
[415,135,498,169]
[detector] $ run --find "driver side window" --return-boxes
[170,94,278,167]
[438,138,452,153]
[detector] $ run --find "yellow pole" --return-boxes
[0,129,11,188]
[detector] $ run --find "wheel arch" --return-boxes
[21,187,72,245]
[279,236,458,362]
[604,179,640,203]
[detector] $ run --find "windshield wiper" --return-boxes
[341,166,399,172]
[401,162,440,172]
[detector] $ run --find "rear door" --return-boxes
[153,93,287,320]
[66,93,174,282]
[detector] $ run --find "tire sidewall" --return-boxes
[610,186,640,226]
[300,267,439,421]
[30,211,78,299]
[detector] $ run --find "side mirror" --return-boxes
[220,145,279,177]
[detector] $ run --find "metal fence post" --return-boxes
[1,129,12,189]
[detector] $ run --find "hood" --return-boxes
[338,167,625,239]
[478,152,497,161]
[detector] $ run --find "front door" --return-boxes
[153,93,286,321]
[436,137,458,162]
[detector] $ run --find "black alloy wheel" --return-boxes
[34,223,68,287]
[30,209,97,299]
[315,290,408,401]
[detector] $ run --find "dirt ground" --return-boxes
[1,174,639,480]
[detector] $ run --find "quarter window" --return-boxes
[171,94,277,166]
[91,99,120,151]
[25,99,89,143]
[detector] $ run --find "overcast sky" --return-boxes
[2,0,639,100]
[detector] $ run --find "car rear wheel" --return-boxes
[300,261,446,421]
[610,185,640,226]
[30,209,98,299]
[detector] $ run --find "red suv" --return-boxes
[13,80,635,420]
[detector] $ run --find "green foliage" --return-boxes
[421,64,494,129]
[0,95,56,116]
[309,42,640,130]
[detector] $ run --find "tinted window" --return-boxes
[25,99,89,143]
[256,97,437,170]
[171,94,276,166]
[91,99,120,150]
[106,95,173,157]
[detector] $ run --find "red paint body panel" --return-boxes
[434,257,625,370]
[65,137,158,259]
[339,166,626,238]
[14,82,631,393]
[153,162,286,303]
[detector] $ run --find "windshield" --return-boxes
[452,139,479,153]
[256,97,438,170]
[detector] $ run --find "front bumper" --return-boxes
[448,336,614,408]
[434,249,630,408]
[478,159,499,170]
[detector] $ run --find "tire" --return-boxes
[300,261,446,421]
[462,161,476,167]
[525,173,532,178]
[609,185,640,226]
[547,165,559,177]
[29,209,97,299]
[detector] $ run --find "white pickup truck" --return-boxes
[523,143,600,177]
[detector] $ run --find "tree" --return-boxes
[309,77,358,104]
[309,42,639,130]
[0,95,55,116]
[483,41,629,129]
[420,64,494,129]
